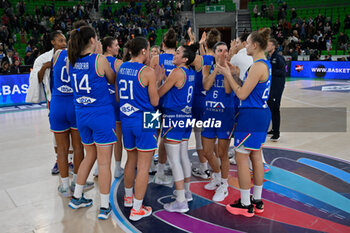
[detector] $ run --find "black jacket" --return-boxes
[269,50,286,79]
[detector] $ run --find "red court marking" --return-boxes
[191,182,350,233]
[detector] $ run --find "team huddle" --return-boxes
[43,20,272,221]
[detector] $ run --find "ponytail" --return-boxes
[68,26,96,66]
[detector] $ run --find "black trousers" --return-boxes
[267,78,285,136]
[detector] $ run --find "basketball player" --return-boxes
[219,28,272,217]
[150,29,178,185]
[93,37,124,178]
[118,37,159,221]
[201,42,237,202]
[67,26,116,220]
[159,44,197,213]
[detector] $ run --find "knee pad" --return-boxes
[164,143,184,182]
[194,127,203,150]
[180,141,191,178]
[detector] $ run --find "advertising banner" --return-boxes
[0,74,30,106]
[291,61,350,79]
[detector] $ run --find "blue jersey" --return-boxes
[204,65,235,114]
[106,56,118,95]
[117,62,154,121]
[158,53,176,77]
[162,66,195,114]
[52,49,73,96]
[69,53,111,108]
[194,55,214,97]
[239,59,271,109]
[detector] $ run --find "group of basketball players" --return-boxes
[44,19,272,221]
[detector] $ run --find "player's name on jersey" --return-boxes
[119,68,138,76]
[73,62,89,70]
[162,117,221,128]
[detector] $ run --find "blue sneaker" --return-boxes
[68,194,93,209]
[51,162,59,175]
[98,203,112,220]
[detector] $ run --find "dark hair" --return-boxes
[239,32,250,43]
[68,26,96,66]
[102,36,116,53]
[50,30,63,41]
[182,42,199,65]
[206,28,221,50]
[249,28,271,50]
[269,38,279,48]
[213,41,227,53]
[73,20,88,29]
[162,28,177,49]
[124,37,149,59]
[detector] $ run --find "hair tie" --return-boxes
[77,28,80,32]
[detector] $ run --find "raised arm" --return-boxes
[202,64,217,91]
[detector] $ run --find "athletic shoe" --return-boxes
[191,167,210,179]
[57,184,72,198]
[173,190,193,202]
[93,166,98,177]
[270,134,280,142]
[164,200,189,213]
[114,168,124,178]
[149,160,157,175]
[153,173,172,185]
[226,199,254,217]
[124,195,133,207]
[51,162,59,175]
[98,203,112,220]
[228,149,235,159]
[68,194,93,209]
[204,173,221,190]
[251,196,264,213]
[68,162,74,171]
[229,156,236,165]
[70,181,95,192]
[263,163,271,173]
[267,130,274,135]
[212,183,228,202]
[129,205,152,221]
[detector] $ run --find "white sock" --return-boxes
[100,193,109,209]
[240,189,251,206]
[221,178,228,186]
[184,182,190,192]
[157,163,165,176]
[133,198,143,211]
[68,153,73,162]
[213,172,221,182]
[61,177,70,189]
[125,187,133,197]
[199,162,208,172]
[176,189,186,202]
[73,184,84,199]
[73,174,77,183]
[253,185,263,200]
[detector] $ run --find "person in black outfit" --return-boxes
[266,38,286,141]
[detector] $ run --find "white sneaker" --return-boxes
[191,167,210,179]
[229,156,237,165]
[153,173,172,185]
[228,149,235,159]
[164,200,189,213]
[204,178,221,190]
[93,166,98,177]
[58,184,72,198]
[173,190,193,202]
[212,183,228,202]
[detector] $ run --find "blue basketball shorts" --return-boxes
[121,119,158,152]
[161,110,192,142]
[49,95,77,132]
[76,105,117,146]
[192,94,206,121]
[111,94,120,122]
[201,109,235,140]
[234,108,271,151]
